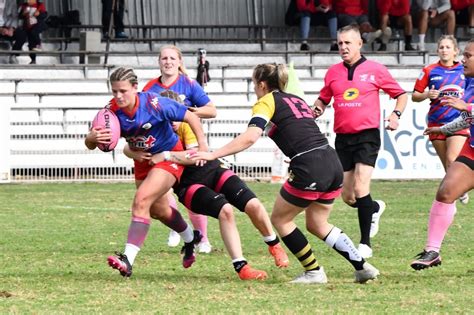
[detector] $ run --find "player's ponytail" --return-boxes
[253,63,288,92]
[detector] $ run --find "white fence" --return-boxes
[0,96,447,184]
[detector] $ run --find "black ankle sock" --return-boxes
[233,260,247,273]
[264,236,280,247]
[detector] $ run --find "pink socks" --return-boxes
[426,200,456,252]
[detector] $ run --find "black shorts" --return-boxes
[176,161,256,218]
[335,128,381,172]
[281,145,343,208]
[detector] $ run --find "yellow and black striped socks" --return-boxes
[281,227,319,271]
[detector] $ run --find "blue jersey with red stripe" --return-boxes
[109,92,187,154]
[413,61,465,124]
[142,74,210,108]
[463,77,474,147]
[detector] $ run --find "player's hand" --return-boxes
[87,127,112,144]
[424,126,442,135]
[440,96,468,111]
[384,115,399,131]
[190,151,215,162]
[428,85,439,100]
[126,151,150,164]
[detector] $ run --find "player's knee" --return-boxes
[218,204,235,223]
[243,198,263,215]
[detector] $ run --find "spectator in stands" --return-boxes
[295,0,338,51]
[313,25,408,259]
[376,0,415,51]
[0,0,18,50]
[412,35,469,204]
[332,0,382,47]
[101,0,128,39]
[451,0,474,35]
[10,0,47,64]
[142,45,217,253]
[415,0,456,51]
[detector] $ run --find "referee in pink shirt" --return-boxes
[314,24,408,259]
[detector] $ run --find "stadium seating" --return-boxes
[1,41,461,182]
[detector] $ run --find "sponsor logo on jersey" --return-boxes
[343,88,359,100]
[438,84,464,98]
[418,71,425,80]
[179,94,186,103]
[142,123,152,130]
[128,135,156,150]
[170,163,178,170]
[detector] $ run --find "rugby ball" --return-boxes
[91,108,121,152]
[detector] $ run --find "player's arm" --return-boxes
[85,127,111,150]
[192,126,263,161]
[425,115,470,136]
[123,143,152,162]
[441,96,473,112]
[412,85,439,102]
[187,101,217,118]
[149,149,198,166]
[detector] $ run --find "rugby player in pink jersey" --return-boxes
[314,25,408,259]
[412,35,469,205]
[411,39,474,270]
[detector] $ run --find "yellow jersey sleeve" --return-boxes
[177,122,198,149]
[249,92,275,129]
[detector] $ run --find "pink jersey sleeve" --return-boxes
[377,64,406,98]
[319,67,335,105]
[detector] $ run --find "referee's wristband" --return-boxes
[163,151,171,161]
[392,110,402,118]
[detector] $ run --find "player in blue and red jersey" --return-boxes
[85,67,208,277]
[192,63,380,284]
[411,39,474,270]
[313,24,408,260]
[413,35,470,204]
[142,45,216,252]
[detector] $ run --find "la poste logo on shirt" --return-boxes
[343,88,359,101]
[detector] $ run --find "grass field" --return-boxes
[1,180,473,314]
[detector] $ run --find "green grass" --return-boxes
[1,181,473,314]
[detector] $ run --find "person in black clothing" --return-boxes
[101,0,127,39]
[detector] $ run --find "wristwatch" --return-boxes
[392,110,402,118]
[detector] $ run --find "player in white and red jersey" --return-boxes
[411,40,474,270]
[314,24,408,259]
[85,67,208,277]
[142,45,216,252]
[412,35,470,205]
[192,63,380,284]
